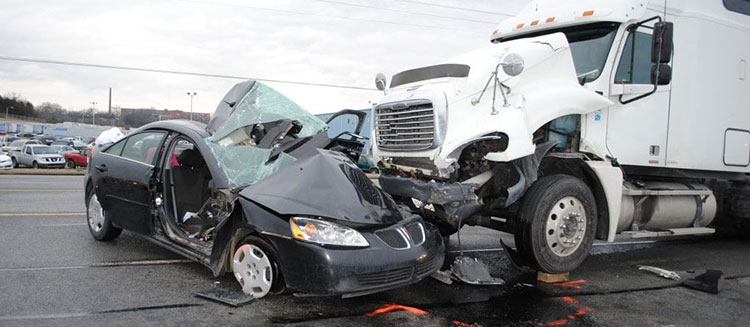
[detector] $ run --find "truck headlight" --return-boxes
[502,53,525,76]
[289,217,369,247]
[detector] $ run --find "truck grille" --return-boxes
[375,100,435,151]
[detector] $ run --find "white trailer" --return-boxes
[372,0,750,273]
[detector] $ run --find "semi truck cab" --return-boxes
[373,0,750,273]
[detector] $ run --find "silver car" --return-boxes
[10,144,65,168]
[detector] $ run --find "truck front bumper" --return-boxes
[378,175,483,233]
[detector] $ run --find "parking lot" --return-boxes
[1,174,749,327]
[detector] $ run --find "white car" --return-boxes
[0,151,12,169]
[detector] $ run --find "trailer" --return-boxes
[372,0,750,273]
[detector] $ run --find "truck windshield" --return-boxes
[500,22,619,83]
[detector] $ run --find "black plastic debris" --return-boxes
[194,288,256,307]
[682,270,724,294]
[451,256,505,285]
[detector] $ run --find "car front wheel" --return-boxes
[66,159,76,168]
[32,161,38,169]
[515,175,597,273]
[232,236,284,298]
[86,192,122,241]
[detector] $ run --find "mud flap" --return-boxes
[499,238,535,273]
[450,256,505,285]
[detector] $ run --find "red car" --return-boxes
[64,147,93,168]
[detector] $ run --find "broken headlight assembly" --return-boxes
[289,217,369,247]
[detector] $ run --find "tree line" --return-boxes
[1,93,200,128]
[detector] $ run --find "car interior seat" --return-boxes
[171,148,212,223]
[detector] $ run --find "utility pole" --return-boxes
[186,92,197,121]
[108,88,112,115]
[90,101,98,125]
[5,106,11,119]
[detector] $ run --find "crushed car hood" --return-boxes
[239,149,405,226]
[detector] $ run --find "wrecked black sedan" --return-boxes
[85,81,444,298]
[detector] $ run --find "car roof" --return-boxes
[134,119,209,138]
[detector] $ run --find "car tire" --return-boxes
[32,161,38,169]
[66,159,76,169]
[86,191,122,241]
[232,236,285,298]
[515,174,596,273]
[11,157,17,168]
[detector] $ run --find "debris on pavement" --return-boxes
[431,269,454,285]
[451,256,505,285]
[638,265,681,280]
[682,269,725,294]
[194,288,256,307]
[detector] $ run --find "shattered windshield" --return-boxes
[206,82,328,188]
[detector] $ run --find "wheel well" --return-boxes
[539,157,610,241]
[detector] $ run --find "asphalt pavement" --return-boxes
[1,175,749,327]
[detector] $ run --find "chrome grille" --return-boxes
[375,100,435,151]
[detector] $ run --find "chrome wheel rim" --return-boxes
[88,194,105,233]
[232,244,273,298]
[545,196,586,257]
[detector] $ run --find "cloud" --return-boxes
[0,0,527,115]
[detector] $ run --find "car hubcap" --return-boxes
[545,196,586,257]
[88,194,105,233]
[232,244,273,298]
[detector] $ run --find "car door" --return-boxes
[93,130,167,234]
[606,27,672,167]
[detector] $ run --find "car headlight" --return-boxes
[289,217,369,247]
[502,53,524,76]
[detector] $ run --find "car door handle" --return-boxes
[95,164,108,172]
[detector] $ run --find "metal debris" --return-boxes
[451,256,505,285]
[638,265,681,280]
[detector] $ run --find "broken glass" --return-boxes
[206,82,327,188]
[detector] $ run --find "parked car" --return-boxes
[10,144,65,168]
[0,151,12,169]
[50,145,78,156]
[356,155,379,174]
[64,147,92,168]
[85,81,444,299]
[2,139,42,153]
[36,134,58,145]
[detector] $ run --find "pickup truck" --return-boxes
[10,144,65,168]
[64,147,92,168]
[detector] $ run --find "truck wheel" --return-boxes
[231,236,285,298]
[11,157,17,168]
[515,175,597,273]
[66,159,76,169]
[32,161,38,169]
[86,191,122,241]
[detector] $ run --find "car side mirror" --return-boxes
[651,22,673,64]
[375,73,387,91]
[651,64,672,85]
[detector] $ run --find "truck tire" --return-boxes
[11,157,17,168]
[515,174,597,273]
[32,161,38,169]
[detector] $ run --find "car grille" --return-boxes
[375,222,426,249]
[356,266,413,286]
[375,100,435,151]
[375,229,409,249]
[416,255,439,278]
[405,222,425,246]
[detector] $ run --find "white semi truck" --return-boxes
[372,0,750,273]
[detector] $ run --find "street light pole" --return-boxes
[186,92,197,121]
[5,106,11,119]
[90,101,98,125]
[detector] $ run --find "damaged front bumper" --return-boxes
[378,175,483,232]
[267,220,445,298]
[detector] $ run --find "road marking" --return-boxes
[0,259,194,272]
[0,303,203,321]
[40,223,87,227]
[0,212,86,216]
[0,189,81,192]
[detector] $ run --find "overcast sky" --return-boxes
[0,0,528,115]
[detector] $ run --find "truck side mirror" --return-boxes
[375,73,387,91]
[651,22,673,64]
[651,64,672,85]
